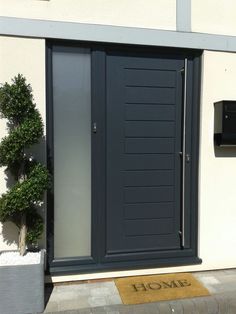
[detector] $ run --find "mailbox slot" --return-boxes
[214,101,236,146]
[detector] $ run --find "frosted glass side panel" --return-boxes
[53,47,91,258]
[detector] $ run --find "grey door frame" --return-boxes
[46,41,202,275]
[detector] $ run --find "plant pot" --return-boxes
[0,249,45,314]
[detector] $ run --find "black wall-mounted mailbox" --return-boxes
[214,100,236,146]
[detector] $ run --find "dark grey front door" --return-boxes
[103,51,189,263]
[47,43,200,273]
[48,44,200,273]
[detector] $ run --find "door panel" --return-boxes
[125,86,175,103]
[125,121,175,137]
[123,154,174,170]
[125,104,175,121]
[124,170,174,187]
[124,68,176,87]
[105,53,184,259]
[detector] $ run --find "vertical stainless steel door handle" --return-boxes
[181,58,188,248]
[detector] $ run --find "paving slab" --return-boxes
[44,269,236,314]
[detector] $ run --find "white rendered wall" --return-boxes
[1,38,236,280]
[192,0,236,36]
[0,0,176,31]
[197,51,236,268]
[0,36,46,251]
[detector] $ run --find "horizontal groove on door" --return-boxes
[124,186,174,203]
[124,154,174,170]
[125,102,176,105]
[124,202,174,219]
[125,86,175,104]
[125,218,174,236]
[124,170,174,187]
[125,121,175,137]
[125,138,174,153]
[126,85,176,89]
[124,68,176,87]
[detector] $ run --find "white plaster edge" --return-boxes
[46,264,235,283]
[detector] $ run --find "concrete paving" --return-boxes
[43,269,236,314]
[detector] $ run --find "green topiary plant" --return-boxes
[0,74,50,256]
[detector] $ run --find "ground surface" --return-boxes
[43,269,236,314]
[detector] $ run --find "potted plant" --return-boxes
[0,74,50,314]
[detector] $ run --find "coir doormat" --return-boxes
[115,273,210,305]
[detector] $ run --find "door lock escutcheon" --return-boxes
[179,152,191,163]
[92,122,97,133]
[186,154,190,163]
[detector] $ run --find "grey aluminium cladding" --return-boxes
[2,16,236,53]
[176,0,191,32]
